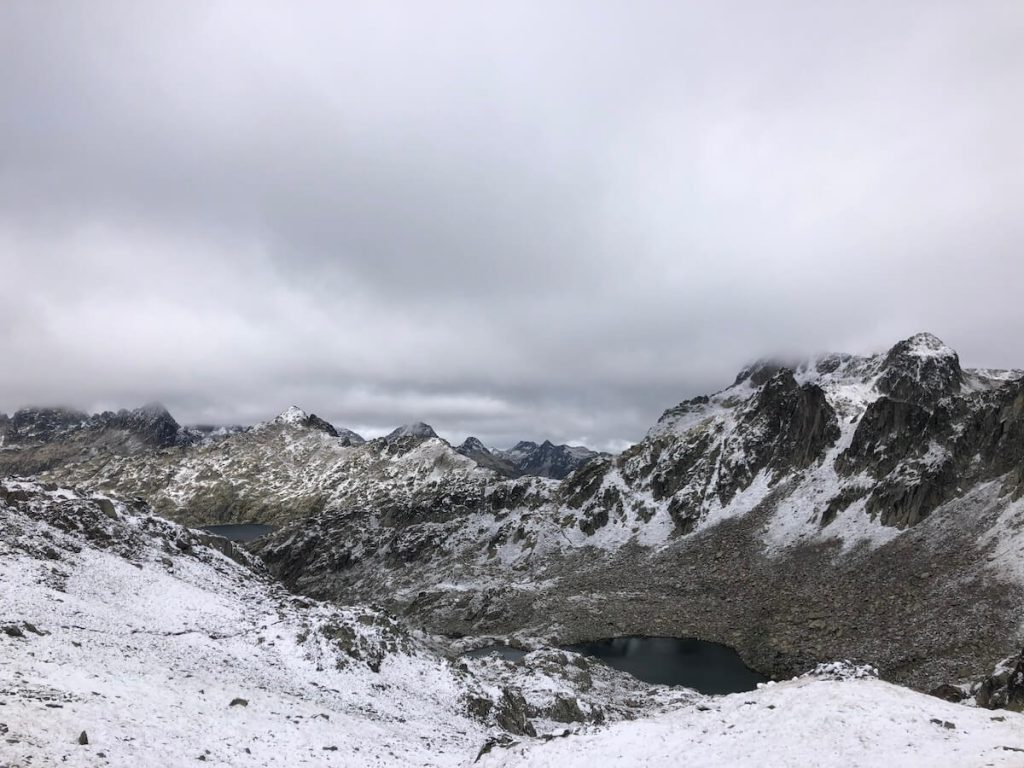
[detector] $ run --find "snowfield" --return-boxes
[2,480,1023,767]
[479,677,1024,768]
[0,482,487,767]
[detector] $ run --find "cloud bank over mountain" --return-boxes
[2,1,1022,449]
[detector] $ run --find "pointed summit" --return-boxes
[878,332,962,403]
[268,406,339,437]
[456,436,521,476]
[274,405,309,425]
[385,422,439,442]
[732,359,796,388]
[457,436,489,454]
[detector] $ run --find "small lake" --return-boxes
[466,636,768,694]
[565,637,768,694]
[200,524,276,542]
[463,644,529,662]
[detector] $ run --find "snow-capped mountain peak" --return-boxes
[261,406,343,438]
[274,404,310,425]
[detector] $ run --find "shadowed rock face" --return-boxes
[0,403,193,476]
[499,440,607,480]
[740,371,839,475]
[3,407,90,444]
[456,437,520,477]
[455,437,607,480]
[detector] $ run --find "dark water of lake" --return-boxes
[463,644,529,662]
[465,636,768,694]
[565,636,768,694]
[200,524,276,542]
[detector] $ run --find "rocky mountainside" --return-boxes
[271,404,366,445]
[246,333,1024,691]
[0,479,695,764]
[6,333,1024,693]
[3,479,1022,766]
[27,407,498,526]
[456,437,606,480]
[456,436,519,477]
[495,441,607,480]
[0,406,601,525]
[0,404,197,476]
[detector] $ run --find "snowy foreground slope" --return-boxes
[0,481,488,767]
[480,676,1024,768]
[3,480,1024,768]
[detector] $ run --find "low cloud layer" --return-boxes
[2,1,1023,450]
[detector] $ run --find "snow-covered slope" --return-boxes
[0,480,490,766]
[480,673,1024,768]
[3,479,1023,767]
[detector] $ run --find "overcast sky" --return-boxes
[1,1,1022,450]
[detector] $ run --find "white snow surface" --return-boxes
[479,676,1024,768]
[0,484,487,767]
[271,405,309,426]
[902,332,958,360]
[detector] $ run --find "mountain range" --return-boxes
[3,332,1024,697]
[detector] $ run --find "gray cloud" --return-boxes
[2,1,1023,450]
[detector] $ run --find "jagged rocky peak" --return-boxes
[3,406,89,443]
[100,402,183,448]
[1,403,186,448]
[511,440,538,450]
[732,358,801,387]
[274,405,311,425]
[455,436,523,476]
[269,405,339,437]
[877,332,962,403]
[385,422,439,442]
[494,439,606,480]
[457,436,490,454]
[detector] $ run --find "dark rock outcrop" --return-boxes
[877,332,962,404]
[973,650,1024,711]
